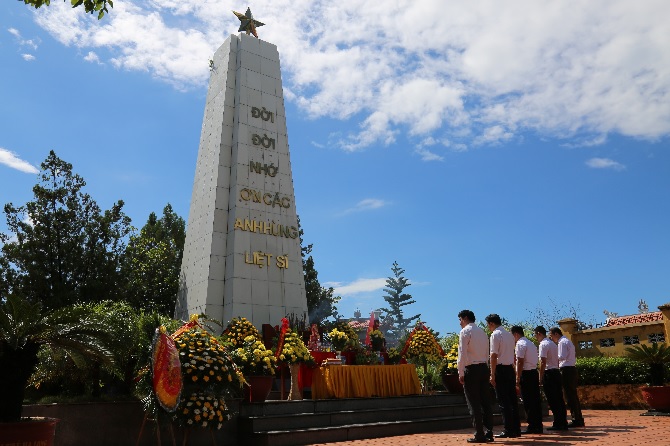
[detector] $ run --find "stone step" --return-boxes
[241,403,471,432]
[234,393,502,446]
[239,415,476,446]
[239,393,467,417]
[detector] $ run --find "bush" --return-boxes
[576,357,670,385]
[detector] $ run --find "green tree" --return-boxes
[21,0,113,20]
[121,204,185,316]
[298,217,340,325]
[380,261,420,344]
[1,151,132,310]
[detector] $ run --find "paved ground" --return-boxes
[307,410,670,446]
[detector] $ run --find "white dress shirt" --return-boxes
[515,337,538,371]
[458,323,490,378]
[557,335,576,367]
[538,338,560,370]
[490,326,515,366]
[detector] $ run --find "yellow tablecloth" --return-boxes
[311,364,422,399]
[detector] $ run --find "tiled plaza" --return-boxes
[308,410,670,446]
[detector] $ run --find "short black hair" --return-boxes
[485,314,502,326]
[549,326,563,336]
[510,325,524,336]
[534,326,547,336]
[458,309,475,323]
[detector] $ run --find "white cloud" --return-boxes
[21,54,36,61]
[339,198,388,216]
[325,278,388,297]
[8,27,39,50]
[30,1,670,149]
[585,157,626,171]
[83,51,102,64]
[0,148,39,174]
[415,147,444,162]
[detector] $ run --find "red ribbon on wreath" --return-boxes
[274,317,290,359]
[400,323,445,358]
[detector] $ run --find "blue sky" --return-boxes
[1,1,669,337]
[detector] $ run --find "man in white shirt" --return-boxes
[486,314,521,438]
[534,326,568,430]
[458,309,494,443]
[549,326,584,428]
[511,325,543,434]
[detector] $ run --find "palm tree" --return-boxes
[625,343,670,386]
[0,295,114,422]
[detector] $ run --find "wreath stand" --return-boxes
[135,412,176,446]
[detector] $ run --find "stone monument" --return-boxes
[175,13,308,328]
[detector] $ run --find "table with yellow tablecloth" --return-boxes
[311,364,422,399]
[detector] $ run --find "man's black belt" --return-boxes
[465,363,487,369]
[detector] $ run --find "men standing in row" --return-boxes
[486,314,521,438]
[550,327,585,427]
[457,310,494,443]
[534,326,569,430]
[511,326,543,434]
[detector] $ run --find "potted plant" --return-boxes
[0,294,114,443]
[232,335,277,403]
[328,328,349,354]
[369,329,385,352]
[440,343,463,393]
[625,342,670,412]
[275,327,315,400]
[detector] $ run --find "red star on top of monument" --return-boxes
[233,7,265,38]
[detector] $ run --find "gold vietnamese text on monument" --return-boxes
[233,7,265,38]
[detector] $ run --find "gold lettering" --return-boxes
[240,188,251,201]
[250,161,262,174]
[276,255,288,269]
[263,221,272,235]
[253,220,262,233]
[245,252,254,264]
[244,219,254,232]
[281,197,291,208]
[233,218,244,231]
[251,189,262,203]
[263,193,273,205]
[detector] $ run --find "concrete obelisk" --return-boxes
[175,29,308,328]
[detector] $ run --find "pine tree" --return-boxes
[121,204,185,315]
[380,261,420,344]
[1,151,131,309]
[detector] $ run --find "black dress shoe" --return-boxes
[495,432,520,438]
[467,436,490,443]
[568,420,585,428]
[485,430,494,441]
[547,425,569,431]
[522,428,543,434]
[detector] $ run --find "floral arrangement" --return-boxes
[369,329,385,351]
[276,328,315,365]
[386,347,402,365]
[328,328,350,351]
[336,322,359,343]
[222,316,261,347]
[441,343,459,375]
[172,316,244,429]
[232,335,277,376]
[355,348,382,365]
[404,325,444,363]
[179,392,228,429]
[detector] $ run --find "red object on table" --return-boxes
[299,351,336,388]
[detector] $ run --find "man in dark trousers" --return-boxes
[534,326,568,430]
[486,314,521,438]
[550,326,585,427]
[458,310,494,443]
[511,325,543,434]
